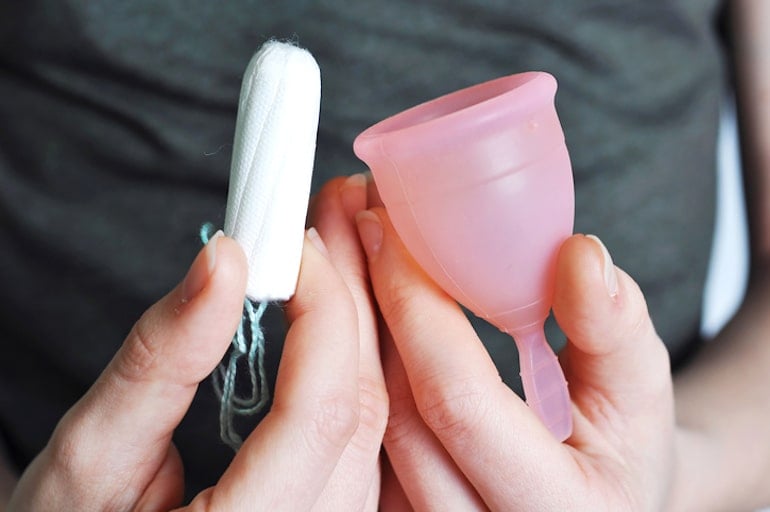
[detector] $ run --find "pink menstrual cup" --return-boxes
[354,72,574,441]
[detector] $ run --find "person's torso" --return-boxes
[0,0,724,495]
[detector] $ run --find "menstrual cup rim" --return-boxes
[354,71,557,152]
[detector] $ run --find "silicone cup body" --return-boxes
[353,72,574,441]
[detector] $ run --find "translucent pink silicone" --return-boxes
[353,72,574,441]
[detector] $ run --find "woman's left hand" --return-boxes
[357,205,679,511]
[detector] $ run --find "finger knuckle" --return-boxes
[186,488,217,512]
[383,393,422,448]
[380,372,422,448]
[416,377,487,440]
[380,280,417,320]
[379,281,431,338]
[302,392,360,455]
[115,319,162,383]
[355,377,389,445]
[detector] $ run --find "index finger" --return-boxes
[357,207,576,510]
[210,231,361,510]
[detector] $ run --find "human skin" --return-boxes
[358,1,770,508]
[4,177,389,511]
[356,202,678,511]
[3,2,770,509]
[357,201,768,511]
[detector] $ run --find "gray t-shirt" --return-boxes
[0,0,725,496]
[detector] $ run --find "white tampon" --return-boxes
[224,41,321,301]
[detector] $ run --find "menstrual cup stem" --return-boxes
[512,324,572,441]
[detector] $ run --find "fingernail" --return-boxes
[355,210,383,258]
[339,173,367,218]
[183,230,223,301]
[206,231,223,272]
[307,227,330,258]
[586,234,618,298]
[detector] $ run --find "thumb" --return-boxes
[29,232,247,507]
[552,235,672,419]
